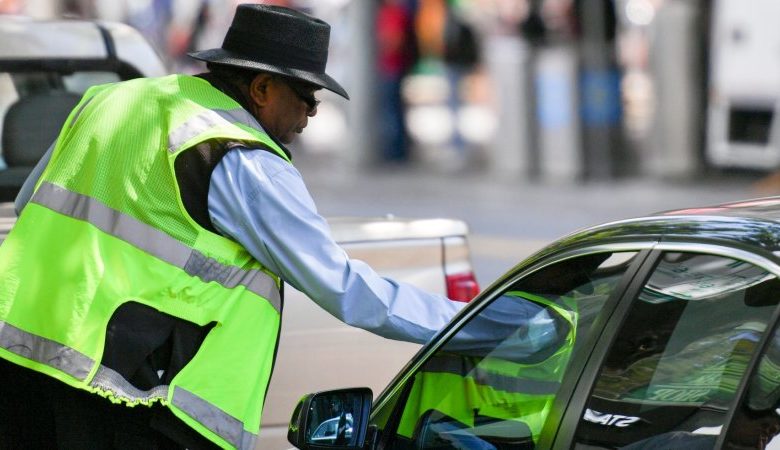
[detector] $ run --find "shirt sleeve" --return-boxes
[208,148,464,344]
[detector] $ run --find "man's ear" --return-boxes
[248,73,274,107]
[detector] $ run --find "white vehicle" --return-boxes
[0,15,167,199]
[0,16,479,450]
[706,0,780,169]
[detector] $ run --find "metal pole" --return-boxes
[647,0,701,178]
[485,35,533,178]
[345,0,379,169]
[575,0,625,180]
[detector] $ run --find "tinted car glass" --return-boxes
[373,251,639,449]
[723,312,780,448]
[574,252,780,448]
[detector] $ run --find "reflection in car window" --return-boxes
[724,306,780,448]
[375,252,638,449]
[310,414,354,445]
[574,252,780,449]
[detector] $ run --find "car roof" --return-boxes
[0,15,167,77]
[532,196,780,263]
[655,196,780,221]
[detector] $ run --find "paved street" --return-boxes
[295,152,764,284]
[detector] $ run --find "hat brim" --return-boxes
[188,48,349,100]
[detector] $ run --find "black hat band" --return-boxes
[223,27,328,73]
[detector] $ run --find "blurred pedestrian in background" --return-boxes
[376,0,418,164]
[168,1,297,74]
[167,0,211,73]
[441,0,481,169]
[0,4,462,449]
[94,0,174,56]
[415,0,481,171]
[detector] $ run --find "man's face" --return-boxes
[251,75,319,144]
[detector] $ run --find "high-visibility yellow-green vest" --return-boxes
[396,291,576,444]
[0,74,289,449]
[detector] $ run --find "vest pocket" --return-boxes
[101,301,215,391]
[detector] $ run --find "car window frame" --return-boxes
[552,241,780,449]
[368,242,656,449]
[721,302,780,448]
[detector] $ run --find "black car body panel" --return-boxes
[348,198,780,450]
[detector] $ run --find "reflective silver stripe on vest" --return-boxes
[183,252,279,303]
[0,320,93,380]
[168,108,262,152]
[32,182,281,312]
[173,386,257,450]
[424,356,560,395]
[90,365,169,404]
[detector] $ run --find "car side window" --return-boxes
[374,251,639,450]
[573,252,780,449]
[723,309,780,448]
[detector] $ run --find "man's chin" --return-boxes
[279,135,295,145]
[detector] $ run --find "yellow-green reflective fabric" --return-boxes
[0,75,288,449]
[396,291,576,444]
[41,74,289,250]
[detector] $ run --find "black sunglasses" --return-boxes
[283,78,321,112]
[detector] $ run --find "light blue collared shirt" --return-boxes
[209,148,464,343]
[17,145,463,344]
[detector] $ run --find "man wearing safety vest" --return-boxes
[0,5,462,449]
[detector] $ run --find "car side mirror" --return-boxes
[288,387,373,450]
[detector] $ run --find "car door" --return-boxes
[557,246,780,449]
[367,248,647,449]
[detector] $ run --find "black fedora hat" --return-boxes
[189,4,349,99]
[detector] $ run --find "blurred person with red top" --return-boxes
[376,0,418,163]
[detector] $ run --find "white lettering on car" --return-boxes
[583,408,641,427]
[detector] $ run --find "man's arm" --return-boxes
[208,148,464,344]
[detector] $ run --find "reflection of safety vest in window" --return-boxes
[0,75,287,450]
[598,321,768,407]
[397,291,576,444]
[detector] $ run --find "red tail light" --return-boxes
[446,272,480,302]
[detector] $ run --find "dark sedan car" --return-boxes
[288,197,780,450]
